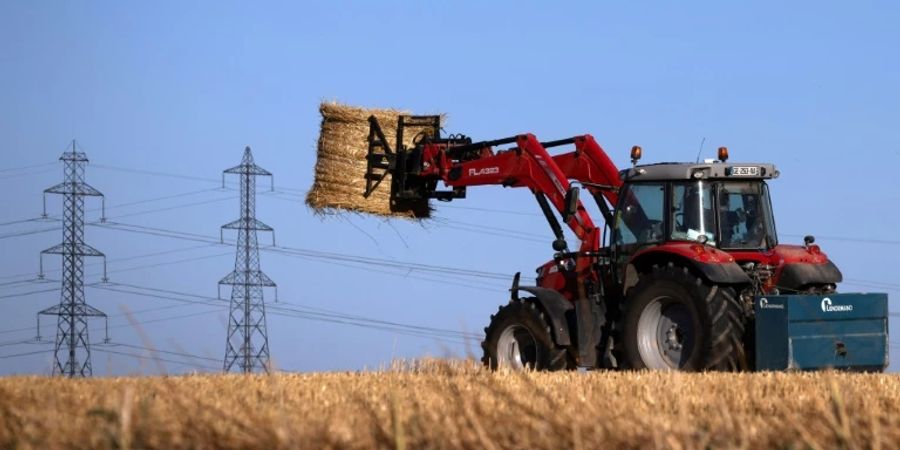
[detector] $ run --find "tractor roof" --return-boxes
[621,162,779,182]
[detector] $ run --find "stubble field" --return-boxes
[1,360,898,450]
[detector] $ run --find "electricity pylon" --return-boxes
[220,146,276,373]
[36,140,109,377]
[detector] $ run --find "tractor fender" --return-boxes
[624,248,751,294]
[777,260,842,290]
[513,286,574,346]
[694,261,752,284]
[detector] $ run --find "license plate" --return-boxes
[729,166,760,176]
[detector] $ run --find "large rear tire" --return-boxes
[620,263,745,371]
[481,298,570,371]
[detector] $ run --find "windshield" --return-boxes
[669,180,776,249]
[717,181,776,249]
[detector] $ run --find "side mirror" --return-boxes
[563,186,580,222]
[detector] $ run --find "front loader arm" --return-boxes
[551,135,622,224]
[364,114,600,253]
[431,134,599,248]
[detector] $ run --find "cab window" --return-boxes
[717,181,774,249]
[615,183,665,246]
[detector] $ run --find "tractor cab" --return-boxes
[610,160,780,278]
[605,154,841,297]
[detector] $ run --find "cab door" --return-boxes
[609,182,667,284]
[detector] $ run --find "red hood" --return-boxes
[728,243,831,266]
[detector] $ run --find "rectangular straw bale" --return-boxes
[306,102,440,219]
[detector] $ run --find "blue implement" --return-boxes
[754,293,888,371]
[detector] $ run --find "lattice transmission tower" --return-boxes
[36,140,109,377]
[219,146,276,373]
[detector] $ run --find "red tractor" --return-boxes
[364,116,884,371]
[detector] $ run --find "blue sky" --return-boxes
[1,1,898,374]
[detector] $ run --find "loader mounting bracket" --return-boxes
[364,115,397,198]
[364,115,443,199]
[364,114,472,207]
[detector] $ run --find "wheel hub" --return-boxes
[636,296,695,369]
[496,324,537,369]
[665,325,684,351]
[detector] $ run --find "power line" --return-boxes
[441,204,542,217]
[91,220,528,284]
[258,187,551,245]
[87,282,479,343]
[101,307,225,333]
[435,218,549,240]
[0,291,222,338]
[0,349,49,359]
[105,251,233,276]
[108,195,237,220]
[99,282,475,343]
[0,278,51,288]
[260,190,303,201]
[0,162,57,174]
[0,218,42,227]
[0,339,38,348]
[435,224,546,244]
[844,278,900,289]
[780,233,900,246]
[279,252,507,292]
[0,297,225,343]
[0,167,59,181]
[0,287,59,300]
[104,187,221,211]
[102,342,221,363]
[0,226,59,240]
[36,187,225,222]
[0,342,236,370]
[112,280,480,340]
[92,164,223,186]
[0,243,217,282]
[92,347,220,371]
[841,282,899,294]
[94,163,307,195]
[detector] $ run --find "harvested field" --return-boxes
[306,102,441,219]
[1,360,898,450]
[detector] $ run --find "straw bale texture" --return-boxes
[306,102,439,219]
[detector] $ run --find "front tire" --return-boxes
[620,263,745,371]
[481,298,570,371]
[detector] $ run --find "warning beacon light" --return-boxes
[718,146,729,162]
[631,145,642,166]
